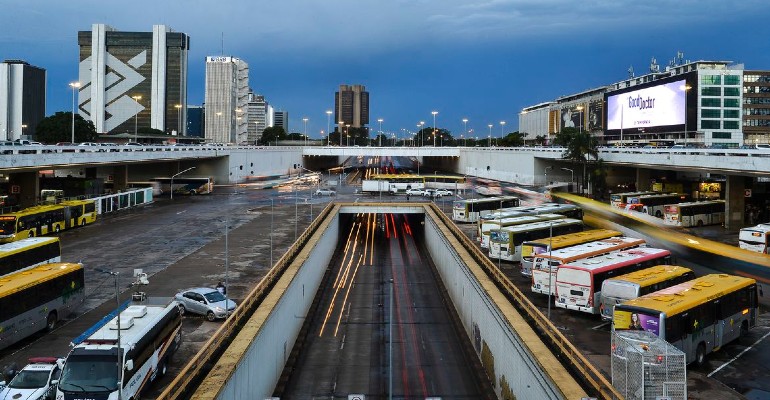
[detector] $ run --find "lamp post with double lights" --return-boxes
[69,82,80,144]
[462,118,468,146]
[345,125,351,146]
[170,166,196,201]
[302,117,308,147]
[326,111,332,146]
[378,118,384,146]
[500,121,506,143]
[418,121,425,146]
[175,104,182,135]
[487,124,493,146]
[131,95,142,143]
[431,111,438,146]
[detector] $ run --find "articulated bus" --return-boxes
[530,236,647,296]
[599,265,695,321]
[478,214,566,249]
[488,218,583,262]
[0,200,97,243]
[519,229,622,276]
[58,301,182,400]
[0,237,61,277]
[613,274,758,365]
[0,263,85,351]
[663,200,725,227]
[610,191,656,208]
[554,247,672,314]
[452,196,519,223]
[626,192,689,218]
[739,224,770,254]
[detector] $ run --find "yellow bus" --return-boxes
[613,274,758,366]
[519,228,621,276]
[599,265,695,320]
[0,237,61,277]
[0,263,85,351]
[0,200,97,243]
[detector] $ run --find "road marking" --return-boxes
[340,334,346,350]
[592,322,610,330]
[176,210,187,215]
[687,238,700,245]
[708,329,770,377]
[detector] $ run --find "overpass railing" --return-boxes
[156,201,337,400]
[427,203,622,400]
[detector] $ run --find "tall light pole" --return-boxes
[345,124,350,146]
[175,104,182,136]
[326,110,332,146]
[170,166,196,201]
[95,268,122,400]
[339,121,344,146]
[576,105,584,133]
[561,167,574,192]
[682,84,691,147]
[431,111,438,147]
[378,118,384,146]
[462,118,468,147]
[500,120,506,143]
[487,124,493,146]
[131,95,142,143]
[302,117,308,147]
[419,121,425,146]
[69,82,81,143]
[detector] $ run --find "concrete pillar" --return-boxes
[113,165,128,192]
[636,168,651,191]
[12,171,39,208]
[725,175,746,230]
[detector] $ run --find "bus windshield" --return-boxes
[59,354,119,392]
[0,217,15,235]
[601,281,638,300]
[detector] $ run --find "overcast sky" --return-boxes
[2,0,768,137]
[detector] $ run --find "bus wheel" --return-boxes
[46,311,58,332]
[740,321,750,338]
[206,311,216,322]
[189,190,197,195]
[29,230,35,237]
[655,210,662,218]
[80,219,86,227]
[55,225,61,233]
[695,343,707,367]
[178,304,186,316]
[697,220,704,227]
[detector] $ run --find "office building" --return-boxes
[204,56,249,143]
[0,60,46,141]
[519,55,770,147]
[245,92,268,144]
[335,84,369,128]
[273,110,288,132]
[186,105,204,138]
[77,24,190,135]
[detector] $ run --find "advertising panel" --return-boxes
[560,107,582,130]
[614,309,661,336]
[588,100,603,131]
[607,79,686,130]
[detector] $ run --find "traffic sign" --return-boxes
[10,185,19,194]
[745,189,752,198]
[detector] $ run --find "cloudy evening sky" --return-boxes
[1,0,768,138]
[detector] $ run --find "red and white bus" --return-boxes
[554,247,672,314]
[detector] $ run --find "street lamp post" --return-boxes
[345,125,350,146]
[561,167,574,192]
[431,111,438,147]
[462,118,468,147]
[419,121,425,146]
[683,84,691,147]
[378,118,384,147]
[500,120,506,143]
[69,82,81,144]
[131,95,142,143]
[302,117,308,147]
[175,104,182,135]
[576,105,584,133]
[547,221,554,319]
[326,111,332,146]
[170,166,196,201]
[95,268,122,400]
[338,121,344,146]
[487,124,493,146]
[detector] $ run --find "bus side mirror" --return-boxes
[124,360,134,371]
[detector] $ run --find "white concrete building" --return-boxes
[204,56,249,143]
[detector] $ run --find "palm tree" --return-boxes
[554,127,599,194]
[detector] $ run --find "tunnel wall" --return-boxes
[216,212,340,399]
[423,215,565,400]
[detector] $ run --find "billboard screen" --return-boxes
[607,79,686,130]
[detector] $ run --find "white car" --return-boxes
[405,188,424,196]
[314,188,336,196]
[0,357,64,400]
[434,189,453,197]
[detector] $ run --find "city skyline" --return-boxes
[2,0,769,138]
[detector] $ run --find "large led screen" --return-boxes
[606,79,686,130]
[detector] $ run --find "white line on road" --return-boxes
[340,334,346,350]
[176,210,187,215]
[592,322,610,330]
[708,329,770,378]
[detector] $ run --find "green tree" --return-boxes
[35,111,97,144]
[499,131,525,147]
[554,127,599,194]
[259,126,286,145]
[286,132,304,141]
[534,135,548,146]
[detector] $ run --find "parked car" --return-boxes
[314,188,336,196]
[78,142,105,152]
[434,189,453,197]
[174,287,237,321]
[405,188,424,196]
[0,357,64,400]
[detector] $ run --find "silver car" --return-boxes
[174,287,237,321]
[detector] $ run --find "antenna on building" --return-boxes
[649,57,659,73]
[628,65,634,78]
[677,51,684,65]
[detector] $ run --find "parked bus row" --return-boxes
[0,199,97,243]
[476,203,584,246]
[611,190,726,227]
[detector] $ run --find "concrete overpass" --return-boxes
[156,202,619,400]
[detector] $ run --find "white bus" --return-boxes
[488,218,583,262]
[57,302,182,400]
[452,196,519,223]
[0,263,84,351]
[663,200,725,227]
[739,223,770,254]
[477,203,583,239]
[0,237,61,277]
[361,174,425,195]
[599,265,694,320]
[478,214,565,249]
[530,236,647,296]
[554,247,672,314]
[609,191,656,208]
[625,192,689,218]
